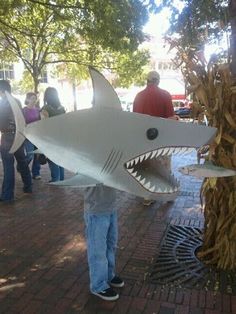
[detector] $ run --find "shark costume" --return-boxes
[7,67,217,201]
[7,67,219,301]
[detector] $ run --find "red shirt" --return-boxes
[133,84,174,118]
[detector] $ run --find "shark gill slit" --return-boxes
[101,150,122,174]
[104,150,122,174]
[101,148,116,173]
[109,151,123,174]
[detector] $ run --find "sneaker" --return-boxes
[23,188,32,194]
[0,198,14,204]
[110,276,124,288]
[143,199,155,206]
[92,287,119,301]
[33,175,41,180]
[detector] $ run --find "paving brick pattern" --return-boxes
[0,154,234,313]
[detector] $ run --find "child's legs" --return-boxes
[84,212,111,293]
[107,211,118,281]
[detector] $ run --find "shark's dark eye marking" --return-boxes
[146,128,158,140]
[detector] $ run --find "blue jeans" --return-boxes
[47,160,64,182]
[24,139,41,177]
[84,211,118,293]
[1,133,32,201]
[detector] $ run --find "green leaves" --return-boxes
[157,0,228,49]
[0,0,150,91]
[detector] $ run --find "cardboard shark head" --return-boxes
[7,67,217,201]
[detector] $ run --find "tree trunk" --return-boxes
[33,77,39,94]
[32,75,40,107]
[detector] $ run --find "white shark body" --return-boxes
[7,67,217,201]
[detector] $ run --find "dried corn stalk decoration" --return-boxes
[166,38,236,270]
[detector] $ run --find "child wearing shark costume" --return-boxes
[5,67,219,301]
[84,184,124,301]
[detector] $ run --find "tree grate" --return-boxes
[149,224,236,294]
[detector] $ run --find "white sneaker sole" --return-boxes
[92,291,119,301]
[110,282,125,288]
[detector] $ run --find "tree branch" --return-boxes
[0,18,38,37]
[43,59,117,70]
[26,0,84,10]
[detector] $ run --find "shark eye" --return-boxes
[146,128,158,140]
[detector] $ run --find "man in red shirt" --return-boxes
[133,71,178,206]
[133,71,177,119]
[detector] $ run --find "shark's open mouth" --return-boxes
[124,146,195,194]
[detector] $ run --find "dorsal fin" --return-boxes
[89,66,122,110]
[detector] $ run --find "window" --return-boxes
[40,68,48,83]
[0,63,14,80]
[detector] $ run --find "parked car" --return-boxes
[174,107,191,118]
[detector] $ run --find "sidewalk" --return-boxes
[0,154,235,314]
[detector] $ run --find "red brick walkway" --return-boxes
[0,158,235,314]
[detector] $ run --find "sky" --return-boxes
[143,6,229,62]
[143,9,171,40]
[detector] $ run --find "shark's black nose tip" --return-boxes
[146,128,158,140]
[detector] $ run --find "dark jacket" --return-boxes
[0,96,21,133]
[41,104,65,117]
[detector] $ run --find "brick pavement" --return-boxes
[0,154,234,314]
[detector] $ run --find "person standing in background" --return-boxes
[133,71,179,206]
[23,92,41,180]
[133,71,178,119]
[0,80,32,203]
[41,87,65,182]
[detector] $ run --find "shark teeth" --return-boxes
[126,146,196,169]
[125,166,178,193]
[125,146,196,194]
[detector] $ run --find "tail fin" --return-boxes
[5,91,26,153]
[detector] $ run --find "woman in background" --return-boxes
[23,92,41,180]
[41,87,65,182]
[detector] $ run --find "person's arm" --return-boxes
[0,101,11,130]
[133,94,143,113]
[0,110,8,130]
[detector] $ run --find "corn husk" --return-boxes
[168,39,236,270]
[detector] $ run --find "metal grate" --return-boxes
[149,224,236,294]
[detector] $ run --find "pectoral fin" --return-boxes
[50,173,101,187]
